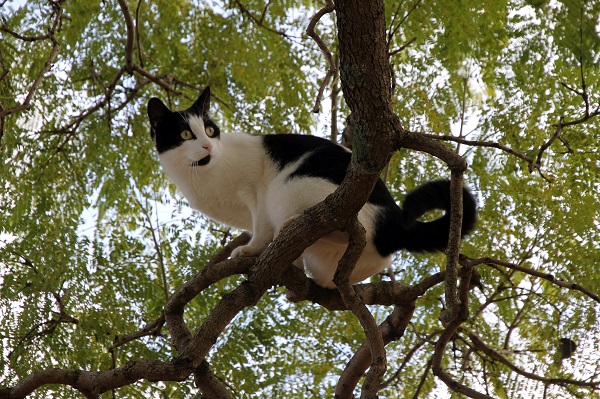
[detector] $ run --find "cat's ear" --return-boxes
[147,98,170,131]
[189,86,210,117]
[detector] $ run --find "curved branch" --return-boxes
[468,331,600,389]
[233,0,290,38]
[306,0,336,112]
[466,256,600,304]
[1,360,192,399]
[117,0,136,73]
[335,303,415,399]
[194,360,233,399]
[164,233,252,351]
[420,132,535,165]
[0,1,64,119]
[380,330,440,389]
[110,315,165,351]
[333,218,386,398]
[443,171,466,311]
[286,268,449,311]
[432,264,493,399]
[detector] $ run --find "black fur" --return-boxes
[261,134,395,207]
[262,134,477,256]
[373,180,476,256]
[148,87,220,154]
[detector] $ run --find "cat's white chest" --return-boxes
[184,172,254,229]
[158,133,273,231]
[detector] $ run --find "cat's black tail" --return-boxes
[399,179,477,253]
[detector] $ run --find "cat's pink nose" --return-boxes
[203,143,212,153]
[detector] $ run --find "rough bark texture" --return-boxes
[1,1,474,398]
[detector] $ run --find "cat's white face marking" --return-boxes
[148,86,477,289]
[186,114,219,165]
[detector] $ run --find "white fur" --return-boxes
[158,119,390,288]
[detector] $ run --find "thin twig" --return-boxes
[532,8,600,172]
[306,0,336,113]
[133,65,182,95]
[420,132,535,164]
[135,0,144,68]
[468,331,600,388]
[387,0,422,45]
[110,315,165,351]
[389,36,416,56]
[117,0,136,73]
[0,1,64,119]
[465,256,600,304]
[0,24,49,42]
[233,0,289,38]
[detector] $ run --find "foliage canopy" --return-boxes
[1,0,600,398]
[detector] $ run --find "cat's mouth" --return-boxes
[191,155,211,167]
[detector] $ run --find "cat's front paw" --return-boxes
[231,244,264,258]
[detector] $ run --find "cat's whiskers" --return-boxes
[148,86,478,288]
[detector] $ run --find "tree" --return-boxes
[1,0,600,398]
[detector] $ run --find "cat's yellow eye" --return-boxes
[180,130,193,140]
[205,126,215,137]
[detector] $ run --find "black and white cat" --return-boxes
[147,87,477,288]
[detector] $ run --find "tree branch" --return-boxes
[110,315,165,351]
[333,218,386,398]
[432,263,493,399]
[233,0,290,38]
[0,1,64,119]
[1,361,192,399]
[194,360,233,399]
[117,0,136,73]
[306,0,336,113]
[164,233,252,351]
[335,303,415,398]
[465,256,600,304]
[468,331,600,389]
[421,132,535,164]
[443,171,465,312]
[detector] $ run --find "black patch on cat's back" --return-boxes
[261,134,397,207]
[261,134,337,170]
[261,134,350,184]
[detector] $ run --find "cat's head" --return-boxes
[147,86,221,170]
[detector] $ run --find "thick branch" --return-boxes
[194,360,233,399]
[335,304,415,399]
[287,267,476,312]
[1,361,192,399]
[164,233,252,352]
[333,218,385,399]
